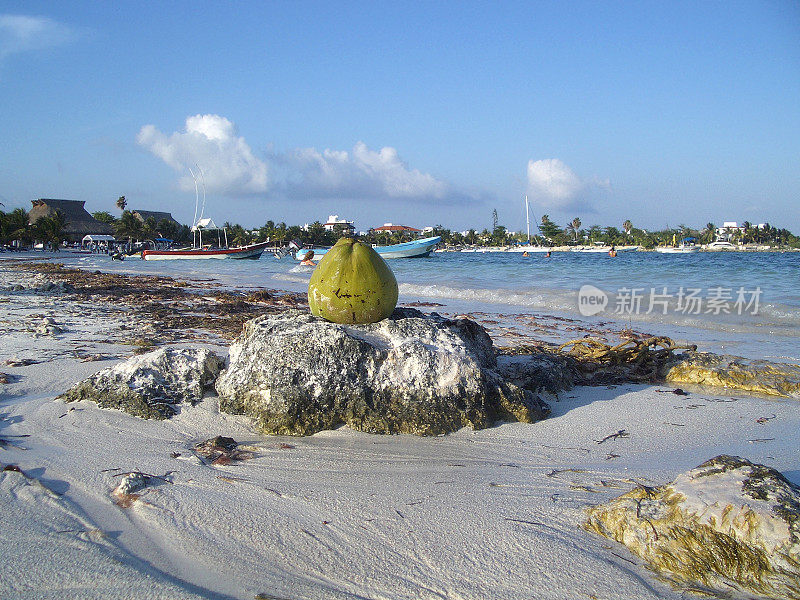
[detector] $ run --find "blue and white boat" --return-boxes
[295,236,441,261]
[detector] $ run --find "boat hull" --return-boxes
[570,246,614,253]
[297,236,441,261]
[141,242,269,261]
[655,246,699,254]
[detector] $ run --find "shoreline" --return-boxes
[1,259,799,599]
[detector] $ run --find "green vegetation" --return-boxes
[2,204,799,250]
[0,207,67,250]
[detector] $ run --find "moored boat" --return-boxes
[654,245,699,254]
[655,237,699,253]
[296,236,441,261]
[140,170,269,261]
[507,195,551,253]
[142,241,270,260]
[570,245,614,253]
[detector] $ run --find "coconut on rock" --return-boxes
[308,237,398,324]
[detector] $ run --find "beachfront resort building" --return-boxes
[716,221,767,242]
[322,215,355,235]
[28,198,113,243]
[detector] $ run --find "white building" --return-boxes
[715,221,765,242]
[302,215,355,234]
[323,215,354,232]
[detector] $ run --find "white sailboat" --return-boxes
[507,195,551,253]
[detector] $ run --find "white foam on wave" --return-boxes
[273,273,311,284]
[399,282,575,312]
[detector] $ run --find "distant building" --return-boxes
[322,215,355,234]
[131,209,182,238]
[716,221,765,242]
[371,223,422,235]
[28,199,113,243]
[132,210,181,227]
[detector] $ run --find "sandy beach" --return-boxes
[1,259,799,600]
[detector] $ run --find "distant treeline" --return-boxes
[1,206,798,250]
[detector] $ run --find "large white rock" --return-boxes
[60,347,224,419]
[215,308,549,436]
[585,455,800,598]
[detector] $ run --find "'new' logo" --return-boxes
[578,284,608,316]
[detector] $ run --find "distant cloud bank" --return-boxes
[526,158,610,212]
[273,142,448,200]
[0,14,78,61]
[138,114,456,203]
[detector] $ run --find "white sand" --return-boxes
[2,266,799,599]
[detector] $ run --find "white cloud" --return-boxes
[0,14,77,61]
[138,114,469,204]
[526,158,609,211]
[277,141,448,200]
[137,114,269,195]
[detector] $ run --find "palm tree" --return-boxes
[623,220,633,236]
[704,222,716,244]
[230,224,249,247]
[4,208,31,247]
[34,210,67,251]
[742,221,752,244]
[141,217,158,241]
[116,196,127,212]
[114,210,142,245]
[569,217,582,241]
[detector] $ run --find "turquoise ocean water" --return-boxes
[16,249,800,363]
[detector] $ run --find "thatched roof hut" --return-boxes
[29,199,113,242]
[132,210,181,227]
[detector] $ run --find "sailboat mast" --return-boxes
[189,167,199,227]
[525,195,531,243]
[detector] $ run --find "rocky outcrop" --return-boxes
[60,347,224,419]
[664,352,800,398]
[495,351,576,395]
[585,455,800,598]
[215,309,549,436]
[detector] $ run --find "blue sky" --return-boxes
[1,1,798,233]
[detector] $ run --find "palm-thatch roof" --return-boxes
[29,199,113,242]
[132,210,181,226]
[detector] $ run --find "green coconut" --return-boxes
[308,238,398,324]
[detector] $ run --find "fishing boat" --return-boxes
[141,241,270,260]
[507,195,551,253]
[142,218,269,260]
[296,236,441,261]
[140,169,269,260]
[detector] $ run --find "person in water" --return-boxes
[300,250,315,266]
[609,246,617,257]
